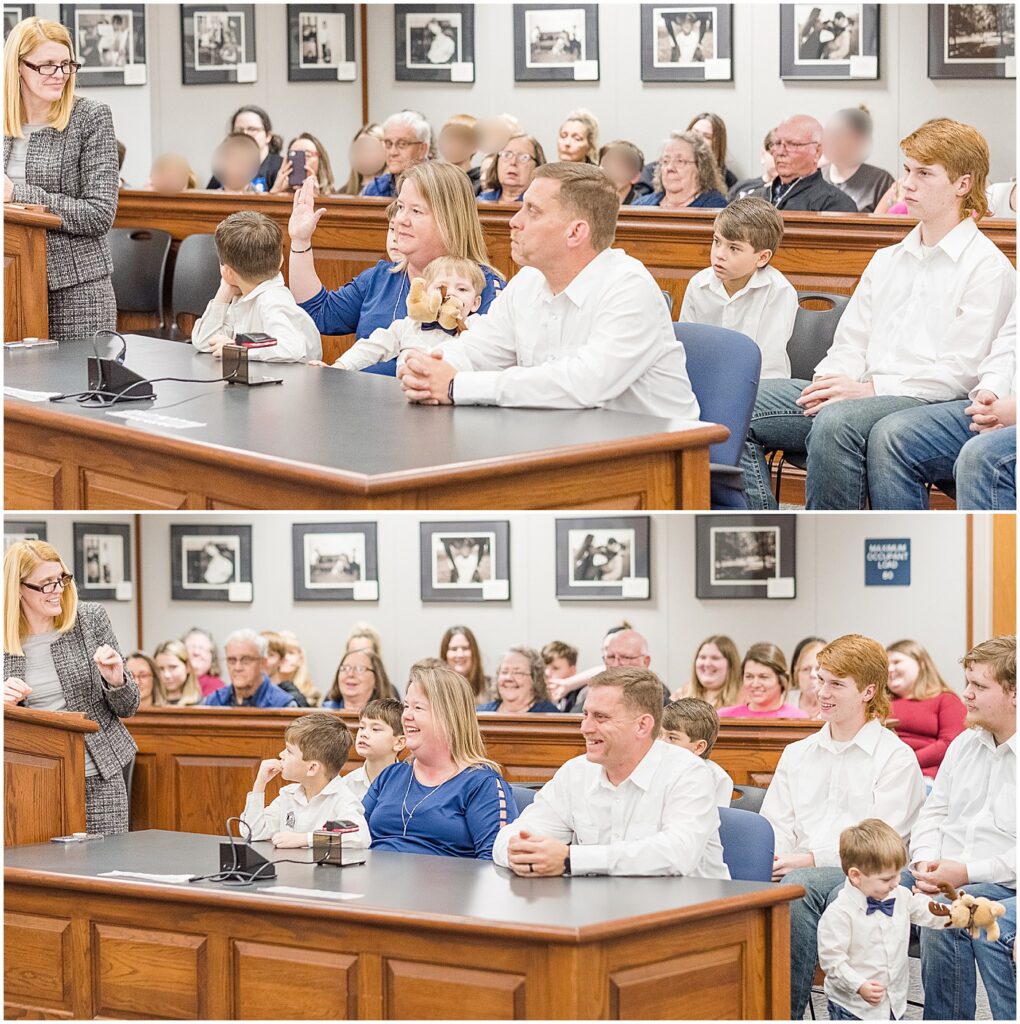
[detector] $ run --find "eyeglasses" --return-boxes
[498,150,537,165]
[21,573,73,594]
[383,139,421,151]
[659,158,697,169]
[21,60,81,77]
[498,669,532,680]
[340,664,375,676]
[604,653,646,666]
[225,655,259,666]
[771,139,818,151]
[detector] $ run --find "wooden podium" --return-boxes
[4,705,97,845]
[4,204,60,343]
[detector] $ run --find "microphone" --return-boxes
[86,329,154,401]
[218,816,277,879]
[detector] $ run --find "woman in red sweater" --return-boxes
[885,639,966,781]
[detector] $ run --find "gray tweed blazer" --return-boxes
[4,601,139,781]
[3,96,119,291]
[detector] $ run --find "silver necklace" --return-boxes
[392,269,409,322]
[400,764,455,836]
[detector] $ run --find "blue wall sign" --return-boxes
[865,539,911,586]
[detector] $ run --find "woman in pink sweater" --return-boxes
[718,642,809,719]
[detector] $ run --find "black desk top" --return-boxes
[5,830,792,942]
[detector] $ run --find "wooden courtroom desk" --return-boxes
[3,335,724,511]
[3,830,801,1020]
[4,205,61,344]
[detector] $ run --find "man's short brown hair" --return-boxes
[839,818,908,875]
[900,118,991,220]
[360,697,404,736]
[817,634,890,720]
[534,162,620,251]
[598,139,645,176]
[214,210,283,283]
[284,713,352,777]
[962,635,1016,694]
[588,667,664,732]
[662,697,720,756]
[542,640,578,667]
[714,197,784,257]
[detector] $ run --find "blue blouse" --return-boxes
[362,760,518,859]
[630,189,728,208]
[477,189,524,202]
[362,172,397,198]
[477,699,561,713]
[203,674,297,708]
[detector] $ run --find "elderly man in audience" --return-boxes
[493,667,729,878]
[397,162,701,421]
[203,629,298,708]
[361,111,430,198]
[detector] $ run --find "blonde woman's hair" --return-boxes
[282,635,321,706]
[346,621,382,657]
[561,108,600,164]
[4,540,78,656]
[886,639,954,701]
[341,122,384,195]
[286,131,336,195]
[152,639,203,706]
[4,16,77,136]
[653,130,724,195]
[684,635,743,708]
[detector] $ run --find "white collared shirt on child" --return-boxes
[341,764,370,801]
[705,757,735,806]
[241,775,370,848]
[336,314,481,370]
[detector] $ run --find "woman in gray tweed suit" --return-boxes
[3,17,119,342]
[4,540,139,835]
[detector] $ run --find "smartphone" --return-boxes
[288,150,306,189]
[234,333,278,349]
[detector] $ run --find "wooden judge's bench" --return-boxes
[3,204,60,344]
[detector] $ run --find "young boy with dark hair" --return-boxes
[342,697,406,801]
[662,697,734,806]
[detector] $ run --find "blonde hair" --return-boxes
[653,130,724,195]
[533,161,619,251]
[282,635,320,706]
[684,635,743,708]
[817,634,891,721]
[3,17,77,136]
[742,642,790,695]
[962,634,1016,694]
[149,153,197,191]
[423,255,486,297]
[900,118,991,220]
[346,621,382,657]
[285,132,336,195]
[886,639,953,701]
[152,639,203,706]
[715,197,785,257]
[560,108,600,165]
[840,818,908,875]
[342,122,384,196]
[4,540,78,656]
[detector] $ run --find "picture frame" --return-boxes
[4,520,47,550]
[640,4,733,82]
[419,521,510,603]
[695,515,796,600]
[180,3,256,86]
[555,516,651,601]
[779,3,880,80]
[72,522,131,602]
[59,4,146,86]
[170,524,253,603]
[292,521,379,602]
[928,3,1015,79]
[395,3,474,83]
[514,2,600,82]
[287,3,356,82]
[4,5,36,38]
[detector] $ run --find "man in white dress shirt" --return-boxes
[759,634,925,1019]
[741,118,1015,509]
[397,162,701,422]
[492,667,728,878]
[909,635,1016,1021]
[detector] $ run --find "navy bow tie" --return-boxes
[866,896,897,917]
[420,320,457,336]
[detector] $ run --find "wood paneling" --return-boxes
[80,470,190,511]
[4,913,72,1011]
[4,451,64,511]
[992,514,1016,639]
[4,206,60,343]
[383,959,526,1020]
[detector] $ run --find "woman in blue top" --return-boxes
[477,646,560,714]
[321,649,395,713]
[630,130,727,210]
[362,664,517,859]
[477,133,546,203]
[289,161,504,376]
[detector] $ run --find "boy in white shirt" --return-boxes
[241,712,369,849]
[341,697,406,801]
[679,197,798,379]
[662,697,734,806]
[192,210,322,363]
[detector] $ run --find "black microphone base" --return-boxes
[220,841,277,878]
[87,357,154,400]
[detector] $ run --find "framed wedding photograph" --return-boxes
[4,5,35,38]
[779,3,880,80]
[419,521,510,603]
[4,520,47,550]
[514,2,600,81]
[929,3,1015,79]
[288,3,355,82]
[72,522,131,602]
[59,4,147,86]
[695,515,796,600]
[395,4,474,82]
[170,524,252,602]
[180,3,256,85]
[640,4,733,82]
[292,521,379,601]
[555,516,650,601]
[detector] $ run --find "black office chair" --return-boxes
[729,784,767,814]
[156,233,221,341]
[108,228,172,331]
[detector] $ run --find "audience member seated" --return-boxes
[207,104,283,191]
[362,664,518,858]
[269,132,336,196]
[548,621,632,711]
[399,163,701,419]
[183,626,222,696]
[322,648,395,712]
[821,105,895,213]
[476,112,522,186]
[208,132,261,195]
[741,119,1015,510]
[477,646,560,713]
[630,130,726,209]
[362,110,431,198]
[556,108,599,164]
[885,639,966,781]
[909,635,1016,1022]
[678,197,797,379]
[787,635,826,715]
[687,111,738,191]
[144,153,196,193]
[260,630,287,684]
[719,642,809,719]
[277,632,320,707]
[542,640,578,705]
[759,635,925,1019]
[493,668,729,878]
[662,697,733,806]
[341,697,406,801]
[987,177,1017,219]
[589,627,670,711]
[204,629,298,708]
[192,210,322,363]
[338,123,385,196]
[477,133,546,202]
[438,113,481,193]
[125,651,156,709]
[729,128,778,202]
[598,140,644,206]
[440,624,490,705]
[671,634,742,708]
[346,621,383,657]
[152,639,203,706]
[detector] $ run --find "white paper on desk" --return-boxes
[352,580,378,601]
[573,60,599,80]
[260,885,363,901]
[849,55,877,78]
[703,58,731,80]
[766,577,796,599]
[482,579,510,601]
[114,582,133,602]
[621,577,650,599]
[228,582,253,603]
[106,410,205,430]
[123,63,146,85]
[100,870,194,884]
[449,61,474,81]
[1006,55,1016,78]
[4,387,61,402]
[335,61,357,81]
[236,62,257,83]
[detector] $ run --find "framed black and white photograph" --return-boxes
[780,3,880,79]
[292,521,379,601]
[4,5,35,38]
[696,515,796,600]
[170,524,252,602]
[72,522,131,602]
[4,520,47,550]
[420,521,510,603]
[59,4,146,85]
[180,4,256,85]
[288,4,355,82]
[395,4,474,82]
[640,4,733,82]
[514,3,599,81]
[555,517,650,601]
[929,4,1015,79]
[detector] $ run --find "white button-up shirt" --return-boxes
[706,757,736,806]
[433,248,701,421]
[241,775,370,848]
[340,764,370,802]
[814,217,1015,400]
[818,880,948,1020]
[909,727,1016,886]
[679,264,798,379]
[760,718,926,867]
[971,299,1016,400]
[492,739,729,877]
[337,314,482,370]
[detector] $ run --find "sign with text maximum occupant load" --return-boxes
[865,539,911,586]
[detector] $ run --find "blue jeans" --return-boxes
[741,379,927,509]
[827,1000,898,1020]
[868,401,1017,510]
[920,883,1016,1020]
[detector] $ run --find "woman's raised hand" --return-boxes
[288,176,325,245]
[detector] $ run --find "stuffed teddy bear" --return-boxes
[406,278,468,334]
[929,881,1007,942]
